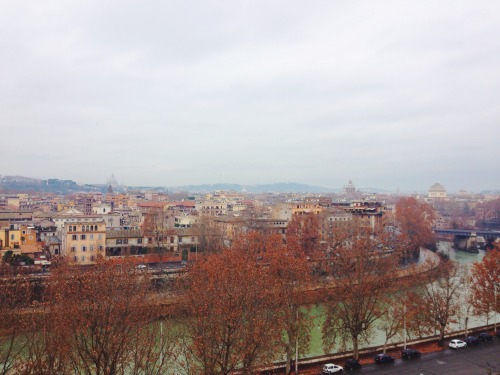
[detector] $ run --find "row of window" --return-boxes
[115,238,143,244]
[68,225,100,232]
[70,245,104,252]
[71,234,103,240]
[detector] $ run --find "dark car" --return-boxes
[344,358,361,370]
[402,348,421,359]
[374,353,395,364]
[464,336,480,346]
[496,329,500,337]
[478,332,494,342]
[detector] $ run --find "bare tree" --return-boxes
[410,258,465,345]
[266,235,312,374]
[0,274,32,375]
[43,260,176,375]
[469,247,500,330]
[179,233,281,375]
[322,228,399,359]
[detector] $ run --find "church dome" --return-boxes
[428,183,447,198]
[429,183,446,192]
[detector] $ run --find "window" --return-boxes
[10,234,14,240]
[82,246,87,252]
[22,230,26,235]
[81,234,86,240]
[72,235,77,240]
[179,237,183,243]
[170,236,174,243]
[98,234,102,240]
[71,246,76,252]
[90,245,94,252]
[123,239,128,244]
[69,226,72,232]
[116,239,123,245]
[55,249,59,255]
[99,246,103,251]
[137,238,142,244]
[90,234,94,240]
[90,255,95,261]
[81,256,85,261]
[73,256,78,262]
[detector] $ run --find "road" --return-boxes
[313,339,500,375]
[361,345,500,375]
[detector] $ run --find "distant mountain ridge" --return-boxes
[170,182,340,194]
[1,175,395,194]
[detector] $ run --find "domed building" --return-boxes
[343,180,356,194]
[428,183,447,199]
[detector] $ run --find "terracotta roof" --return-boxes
[106,229,144,238]
[168,201,196,207]
[20,244,42,254]
[136,202,168,208]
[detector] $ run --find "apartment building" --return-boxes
[61,221,106,265]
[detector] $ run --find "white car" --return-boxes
[449,339,467,349]
[322,363,343,374]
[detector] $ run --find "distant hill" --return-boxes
[2,175,394,195]
[170,182,340,194]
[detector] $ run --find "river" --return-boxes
[302,241,494,358]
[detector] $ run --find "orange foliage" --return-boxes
[181,233,282,374]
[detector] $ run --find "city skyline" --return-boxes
[1,1,500,192]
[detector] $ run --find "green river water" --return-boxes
[302,241,491,358]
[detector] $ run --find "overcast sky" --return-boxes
[1,1,499,193]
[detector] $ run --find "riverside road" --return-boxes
[321,339,500,375]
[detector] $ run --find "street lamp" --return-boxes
[494,282,497,332]
[403,302,407,350]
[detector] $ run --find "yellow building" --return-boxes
[0,225,21,249]
[291,201,323,215]
[20,225,37,246]
[61,221,106,265]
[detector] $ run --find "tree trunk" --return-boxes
[352,335,359,360]
[464,316,468,337]
[285,341,292,375]
[438,324,446,346]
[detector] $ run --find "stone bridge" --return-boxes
[433,228,500,252]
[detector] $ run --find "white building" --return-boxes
[428,183,447,199]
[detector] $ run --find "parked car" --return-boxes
[402,348,421,359]
[136,264,147,270]
[478,332,494,342]
[449,339,467,349]
[464,336,480,346]
[344,358,361,371]
[322,363,343,374]
[496,328,500,337]
[374,353,395,364]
